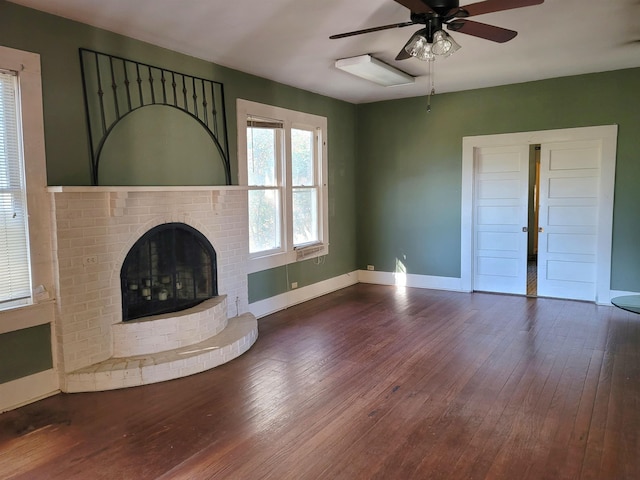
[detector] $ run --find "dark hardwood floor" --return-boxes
[1,284,639,479]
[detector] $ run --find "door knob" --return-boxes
[539,227,544,233]
[522,227,528,232]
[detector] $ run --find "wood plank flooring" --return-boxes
[1,284,639,479]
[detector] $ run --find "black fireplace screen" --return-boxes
[121,223,217,321]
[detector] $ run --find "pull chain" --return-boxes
[427,59,435,113]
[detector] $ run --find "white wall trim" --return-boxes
[249,271,359,319]
[358,270,467,292]
[0,301,54,335]
[0,369,59,413]
[462,125,618,302]
[237,98,330,273]
[610,290,640,298]
[607,290,640,307]
[0,46,55,316]
[0,45,59,409]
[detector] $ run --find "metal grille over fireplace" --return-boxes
[121,223,217,321]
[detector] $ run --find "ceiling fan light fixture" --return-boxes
[431,30,462,57]
[405,29,460,61]
[405,31,435,61]
[431,30,452,55]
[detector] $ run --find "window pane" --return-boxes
[292,187,318,245]
[248,189,281,253]
[291,128,314,186]
[247,127,277,186]
[0,71,31,307]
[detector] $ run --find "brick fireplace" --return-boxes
[47,186,257,392]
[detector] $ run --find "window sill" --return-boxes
[0,299,55,335]
[248,244,328,274]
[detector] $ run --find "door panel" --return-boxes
[547,260,596,282]
[473,145,529,295]
[477,205,521,224]
[549,177,598,197]
[547,233,597,255]
[477,231,520,251]
[537,140,601,301]
[547,205,598,225]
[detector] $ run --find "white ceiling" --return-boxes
[9,0,640,104]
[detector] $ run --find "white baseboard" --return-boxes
[0,369,59,413]
[249,269,631,319]
[606,290,640,306]
[249,270,469,319]
[358,270,467,292]
[609,290,640,297]
[249,271,359,319]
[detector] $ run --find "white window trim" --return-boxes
[0,46,55,326]
[237,99,329,273]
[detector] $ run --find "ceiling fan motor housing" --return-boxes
[427,0,460,15]
[410,12,444,42]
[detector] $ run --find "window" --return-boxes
[0,69,31,309]
[238,100,328,273]
[291,128,319,246]
[0,46,51,315]
[246,116,283,254]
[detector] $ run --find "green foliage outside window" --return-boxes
[248,127,280,253]
[291,129,318,245]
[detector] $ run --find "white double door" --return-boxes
[473,140,602,301]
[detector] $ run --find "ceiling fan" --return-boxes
[330,0,544,61]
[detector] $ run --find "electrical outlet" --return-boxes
[367,265,375,271]
[291,282,298,289]
[83,255,98,266]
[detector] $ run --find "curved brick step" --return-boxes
[112,296,229,357]
[63,313,257,392]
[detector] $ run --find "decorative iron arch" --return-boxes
[79,48,231,185]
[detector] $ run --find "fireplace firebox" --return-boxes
[121,223,217,321]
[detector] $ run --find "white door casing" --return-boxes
[473,145,530,295]
[461,125,618,304]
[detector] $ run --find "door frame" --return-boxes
[461,125,618,304]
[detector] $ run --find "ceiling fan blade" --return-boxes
[393,0,435,14]
[447,19,517,43]
[330,21,416,39]
[455,0,543,18]
[395,44,412,61]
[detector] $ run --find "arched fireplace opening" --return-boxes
[121,223,217,321]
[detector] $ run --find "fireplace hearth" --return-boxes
[121,223,217,321]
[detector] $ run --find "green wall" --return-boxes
[0,1,357,380]
[356,68,640,291]
[1,1,639,390]
[0,325,52,383]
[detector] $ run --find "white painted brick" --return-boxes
[81,208,107,218]
[52,189,250,384]
[69,236,96,248]
[61,320,89,335]
[57,247,85,260]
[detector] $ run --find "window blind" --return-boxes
[0,69,31,308]
[247,115,284,130]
